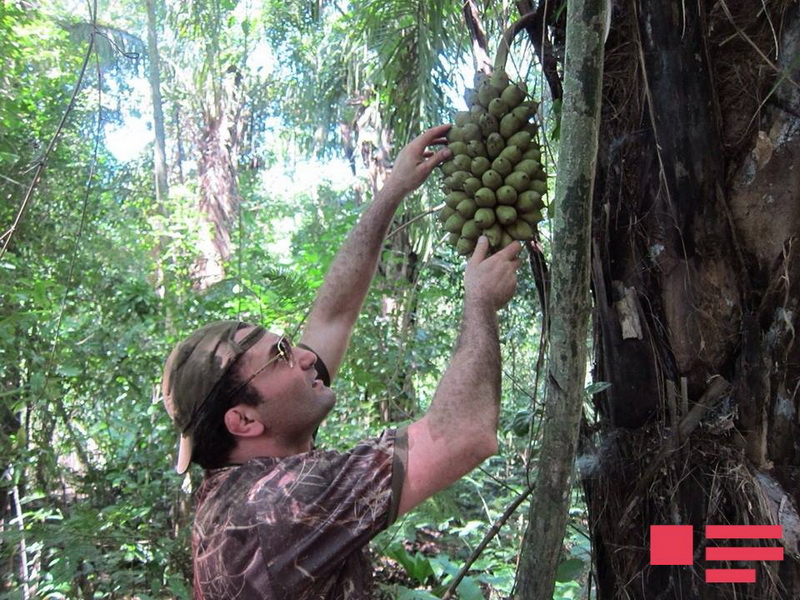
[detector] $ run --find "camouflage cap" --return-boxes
[162,320,267,473]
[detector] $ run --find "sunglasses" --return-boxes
[221,334,295,403]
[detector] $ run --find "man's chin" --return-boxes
[321,388,336,412]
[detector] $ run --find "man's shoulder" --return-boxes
[196,428,403,510]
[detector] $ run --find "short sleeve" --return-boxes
[255,428,407,585]
[192,428,408,599]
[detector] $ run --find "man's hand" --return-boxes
[382,124,453,198]
[465,237,522,312]
[300,125,453,381]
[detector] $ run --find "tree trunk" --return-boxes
[515,0,606,597]
[145,0,168,205]
[582,0,800,597]
[144,0,172,310]
[193,68,244,289]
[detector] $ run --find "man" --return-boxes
[163,124,522,599]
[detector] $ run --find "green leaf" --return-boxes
[384,544,434,585]
[396,587,440,600]
[55,364,82,377]
[456,575,485,600]
[585,381,612,396]
[555,557,585,583]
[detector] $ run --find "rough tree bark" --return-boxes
[515,0,606,597]
[581,0,800,597]
[192,67,244,289]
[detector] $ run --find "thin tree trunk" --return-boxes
[145,0,171,308]
[145,0,168,205]
[193,69,243,290]
[515,1,607,598]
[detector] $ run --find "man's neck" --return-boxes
[227,436,314,463]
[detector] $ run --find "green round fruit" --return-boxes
[470,104,487,119]
[496,186,518,206]
[466,140,487,158]
[491,156,513,177]
[500,114,523,139]
[485,133,505,159]
[474,207,496,228]
[453,154,472,171]
[461,220,480,240]
[450,170,471,190]
[456,236,477,256]
[504,171,530,193]
[499,145,522,165]
[474,72,490,88]
[488,97,509,119]
[481,169,503,190]
[506,131,532,151]
[444,213,466,233]
[445,191,469,208]
[489,69,510,92]
[456,198,478,219]
[438,206,456,223]
[474,187,497,207]
[449,141,468,156]
[514,159,540,177]
[479,113,499,136]
[470,156,491,178]
[530,179,548,194]
[507,220,534,240]
[462,123,481,142]
[448,127,465,142]
[484,223,503,248]
[501,82,527,107]
[496,205,518,225]
[517,191,544,212]
[454,111,472,128]
[440,160,459,177]
[512,104,536,121]
[463,177,482,197]
[477,82,500,107]
[519,209,544,225]
[522,147,542,161]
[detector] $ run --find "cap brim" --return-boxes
[176,433,193,474]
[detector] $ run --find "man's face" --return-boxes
[232,328,336,444]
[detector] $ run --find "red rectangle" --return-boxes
[706,525,782,539]
[705,568,756,583]
[706,546,784,561]
[650,525,693,565]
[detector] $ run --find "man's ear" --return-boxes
[224,405,265,438]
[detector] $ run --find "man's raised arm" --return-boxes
[298,124,452,380]
[399,237,522,516]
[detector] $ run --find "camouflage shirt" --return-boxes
[192,428,408,599]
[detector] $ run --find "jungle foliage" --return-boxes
[0,1,586,598]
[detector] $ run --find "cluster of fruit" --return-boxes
[439,69,546,255]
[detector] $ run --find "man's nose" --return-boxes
[295,346,317,370]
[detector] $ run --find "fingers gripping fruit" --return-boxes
[438,68,547,255]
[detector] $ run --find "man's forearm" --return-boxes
[396,237,519,516]
[426,298,502,449]
[298,184,407,379]
[298,125,452,380]
[312,185,404,320]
